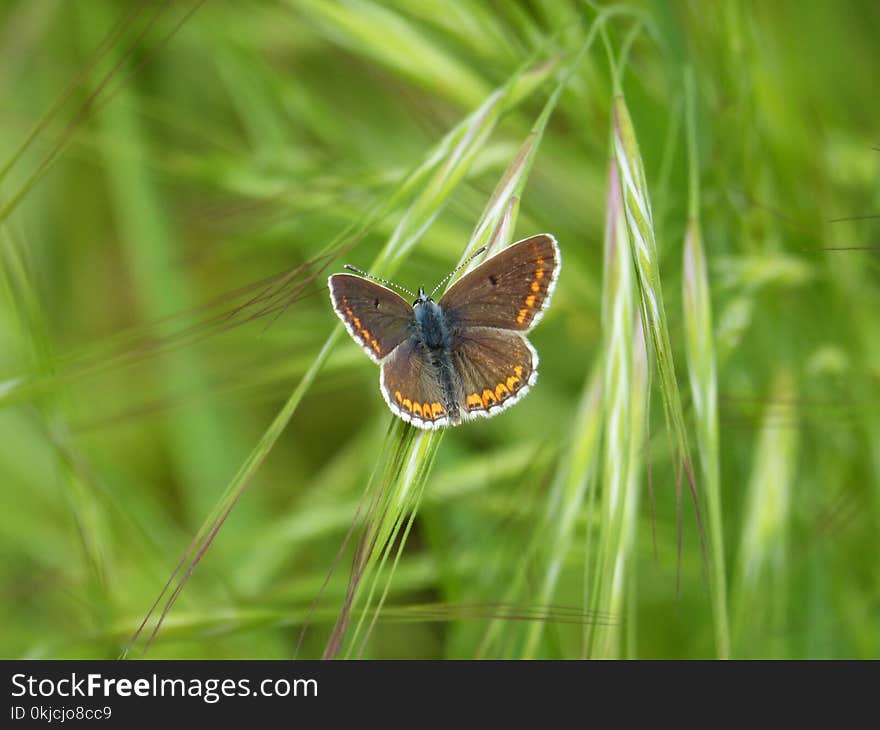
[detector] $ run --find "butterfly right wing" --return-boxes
[328,273,414,363]
[451,326,538,420]
[439,234,560,332]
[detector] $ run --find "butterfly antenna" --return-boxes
[342,264,417,299]
[430,246,487,298]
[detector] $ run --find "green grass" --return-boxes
[1,0,879,659]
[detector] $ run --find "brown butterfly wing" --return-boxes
[380,337,452,429]
[438,234,560,331]
[451,327,537,420]
[328,274,414,362]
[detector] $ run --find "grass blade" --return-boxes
[682,68,730,658]
[732,372,798,658]
[611,82,706,583]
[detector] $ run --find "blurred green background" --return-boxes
[1,0,878,659]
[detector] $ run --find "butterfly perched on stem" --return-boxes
[328,234,560,429]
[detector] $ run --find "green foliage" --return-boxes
[1,0,878,659]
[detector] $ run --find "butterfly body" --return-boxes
[410,292,463,424]
[329,234,560,430]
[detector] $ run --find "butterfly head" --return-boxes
[413,287,433,307]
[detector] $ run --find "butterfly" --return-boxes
[328,233,560,429]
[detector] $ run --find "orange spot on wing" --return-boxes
[395,391,403,404]
[495,383,509,400]
[353,317,361,328]
[530,280,540,292]
[506,375,519,390]
[514,365,524,378]
[525,294,536,308]
[372,339,381,353]
[361,328,370,340]
[482,389,497,408]
[516,308,528,324]
[535,268,544,279]
[466,393,482,410]
[402,398,412,412]
[431,402,444,418]
[412,402,423,417]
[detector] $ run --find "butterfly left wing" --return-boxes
[451,326,538,420]
[380,337,452,429]
[328,273,414,362]
[438,233,560,332]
